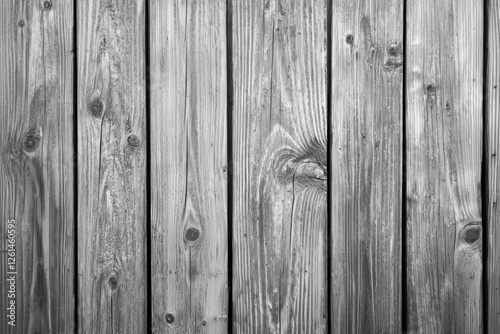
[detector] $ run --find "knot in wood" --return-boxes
[18,20,25,27]
[127,134,140,147]
[165,313,175,324]
[389,43,398,56]
[185,227,200,242]
[461,224,481,244]
[425,83,436,95]
[43,0,52,10]
[345,34,354,45]
[90,98,104,118]
[23,131,40,152]
[108,275,118,290]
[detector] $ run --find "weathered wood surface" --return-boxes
[406,1,484,333]
[232,0,328,332]
[150,0,228,333]
[330,1,403,332]
[0,1,75,333]
[487,0,500,332]
[77,1,147,332]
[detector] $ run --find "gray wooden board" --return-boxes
[77,1,147,332]
[149,0,229,333]
[487,0,500,332]
[0,0,75,333]
[330,0,403,332]
[232,0,329,332]
[406,1,484,332]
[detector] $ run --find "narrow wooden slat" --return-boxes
[232,1,328,332]
[150,0,228,332]
[330,1,403,332]
[487,0,500,331]
[77,1,147,332]
[0,1,75,333]
[406,1,483,332]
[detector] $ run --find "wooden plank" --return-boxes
[330,1,403,332]
[77,1,147,332]
[406,1,483,332]
[487,0,500,332]
[149,0,228,332]
[0,0,75,333]
[232,0,328,332]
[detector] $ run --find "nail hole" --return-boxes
[185,227,200,242]
[165,313,175,324]
[202,320,207,326]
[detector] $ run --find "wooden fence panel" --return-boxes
[0,1,75,333]
[232,0,328,332]
[330,1,403,332]
[487,0,500,332]
[149,0,228,333]
[406,1,484,332]
[77,1,147,332]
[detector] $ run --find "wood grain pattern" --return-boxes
[487,0,500,332]
[0,1,75,333]
[330,1,403,332]
[406,1,484,332]
[149,0,228,333]
[232,0,328,332]
[77,1,147,332]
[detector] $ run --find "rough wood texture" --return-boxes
[487,0,500,331]
[0,1,75,333]
[149,0,228,333]
[406,1,484,333]
[77,1,147,332]
[330,1,403,332]
[232,0,328,332]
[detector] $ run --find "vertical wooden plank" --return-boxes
[0,0,75,333]
[406,1,483,333]
[77,1,146,332]
[330,1,403,332]
[232,0,328,332]
[487,0,500,331]
[150,0,228,332]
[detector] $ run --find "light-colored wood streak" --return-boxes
[232,0,328,332]
[149,0,228,333]
[487,0,500,332]
[0,1,75,333]
[406,1,483,333]
[330,1,403,332]
[77,1,147,332]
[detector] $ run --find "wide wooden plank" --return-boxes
[406,1,483,332]
[0,1,75,333]
[232,0,328,332]
[487,0,500,331]
[149,0,228,332]
[330,1,403,332]
[77,1,147,332]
